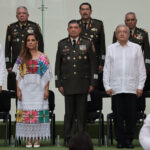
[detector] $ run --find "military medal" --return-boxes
[79,45,87,51]
[90,35,94,38]
[84,56,87,60]
[134,34,136,38]
[67,56,71,60]
[91,28,97,32]
[27,27,34,33]
[77,41,80,45]
[8,35,11,41]
[136,34,143,40]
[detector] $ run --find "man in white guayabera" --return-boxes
[103,24,146,149]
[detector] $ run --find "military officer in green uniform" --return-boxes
[113,12,150,131]
[5,6,44,71]
[78,3,105,72]
[77,2,105,123]
[55,20,98,145]
[78,3,105,91]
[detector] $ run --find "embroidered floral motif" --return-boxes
[24,110,38,124]
[37,61,48,77]
[38,110,49,123]
[19,63,28,77]
[16,54,49,77]
[16,109,24,123]
[28,60,38,73]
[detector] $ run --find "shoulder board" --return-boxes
[7,22,18,29]
[81,36,91,41]
[91,18,103,24]
[28,20,36,25]
[138,27,148,33]
[59,37,68,43]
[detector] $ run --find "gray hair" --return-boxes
[16,6,28,14]
[125,12,137,19]
[115,24,130,33]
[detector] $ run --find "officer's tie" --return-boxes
[73,40,76,48]
[130,30,132,38]
[22,25,25,30]
[84,23,87,30]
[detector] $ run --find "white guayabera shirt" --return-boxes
[103,41,146,95]
[0,44,5,86]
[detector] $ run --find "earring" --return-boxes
[36,44,38,50]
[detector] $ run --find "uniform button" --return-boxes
[79,56,82,60]
[73,64,76,68]
[22,34,24,37]
[74,72,77,75]
[84,56,87,60]
[73,57,76,60]
[73,50,76,53]
[22,40,24,43]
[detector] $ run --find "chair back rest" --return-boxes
[48,90,55,111]
[0,90,11,112]
[7,72,16,91]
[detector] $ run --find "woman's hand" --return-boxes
[44,89,49,100]
[17,89,22,101]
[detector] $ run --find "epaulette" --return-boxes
[139,27,148,33]
[59,37,68,43]
[7,22,17,29]
[81,36,92,42]
[91,18,103,24]
[28,20,36,25]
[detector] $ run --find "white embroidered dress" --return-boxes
[13,54,52,140]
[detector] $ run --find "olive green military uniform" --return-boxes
[78,18,106,66]
[78,18,106,91]
[55,36,98,140]
[5,20,44,68]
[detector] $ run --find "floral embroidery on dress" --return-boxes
[16,109,49,124]
[28,60,38,73]
[37,61,48,77]
[38,110,49,123]
[24,110,38,124]
[19,64,28,77]
[16,109,24,123]
[16,54,49,77]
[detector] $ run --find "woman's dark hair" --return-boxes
[69,132,93,150]
[19,33,39,65]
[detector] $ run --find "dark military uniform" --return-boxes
[55,36,98,140]
[78,18,105,66]
[5,20,44,68]
[78,18,105,122]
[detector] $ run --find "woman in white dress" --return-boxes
[13,33,52,148]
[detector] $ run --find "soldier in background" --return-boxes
[78,2,106,122]
[113,12,150,115]
[55,20,98,146]
[5,6,44,72]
